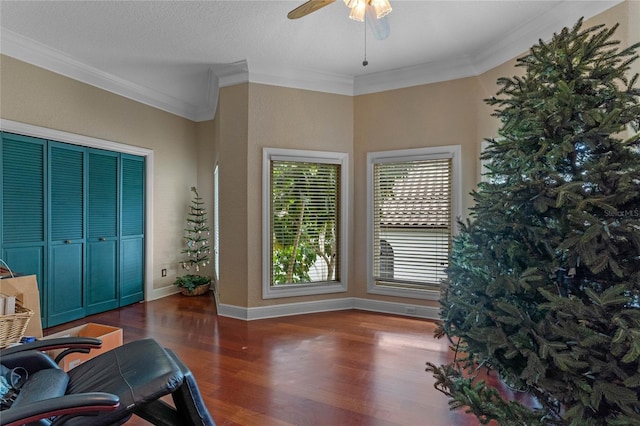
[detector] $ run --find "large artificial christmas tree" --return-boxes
[426,19,640,425]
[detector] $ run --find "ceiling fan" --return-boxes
[287,0,392,40]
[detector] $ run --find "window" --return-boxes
[367,146,461,299]
[263,148,348,299]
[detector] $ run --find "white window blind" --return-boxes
[270,160,340,285]
[372,158,452,288]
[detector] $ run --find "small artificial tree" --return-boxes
[426,19,640,425]
[175,187,211,292]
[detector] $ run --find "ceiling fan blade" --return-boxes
[287,0,336,19]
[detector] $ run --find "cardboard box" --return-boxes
[44,323,123,371]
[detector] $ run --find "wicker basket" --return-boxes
[0,298,33,349]
[180,283,210,296]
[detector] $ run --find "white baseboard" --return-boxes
[148,287,440,321]
[149,284,181,300]
[353,298,440,320]
[218,298,353,321]
[218,297,440,321]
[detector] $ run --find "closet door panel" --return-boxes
[87,150,119,314]
[48,243,84,326]
[1,133,48,326]
[48,143,85,326]
[2,133,46,244]
[2,247,44,284]
[49,144,84,241]
[87,240,118,314]
[120,154,144,306]
[121,238,143,306]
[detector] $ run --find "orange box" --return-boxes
[44,323,123,371]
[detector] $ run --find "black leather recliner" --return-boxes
[0,337,216,426]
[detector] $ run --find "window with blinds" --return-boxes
[263,148,348,298]
[368,146,460,295]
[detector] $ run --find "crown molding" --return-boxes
[248,63,355,95]
[354,54,478,95]
[219,0,624,98]
[468,0,624,77]
[213,60,250,88]
[0,28,212,122]
[192,68,219,122]
[0,0,624,120]
[354,0,624,95]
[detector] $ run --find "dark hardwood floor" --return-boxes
[44,293,484,426]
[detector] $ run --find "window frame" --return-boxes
[366,145,462,300]
[262,148,349,299]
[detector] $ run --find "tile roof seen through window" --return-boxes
[377,159,451,228]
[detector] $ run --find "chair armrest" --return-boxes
[2,338,103,366]
[1,350,60,372]
[0,392,119,426]
[0,337,102,357]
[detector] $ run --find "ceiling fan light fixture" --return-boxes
[371,0,392,19]
[348,0,366,22]
[288,0,391,22]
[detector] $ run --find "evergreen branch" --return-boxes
[429,17,640,426]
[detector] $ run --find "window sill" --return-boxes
[263,281,347,299]
[367,283,441,301]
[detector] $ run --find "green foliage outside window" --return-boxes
[271,160,339,285]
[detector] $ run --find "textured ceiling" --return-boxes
[0,0,623,121]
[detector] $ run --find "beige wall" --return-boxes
[0,54,204,293]
[216,83,250,307]
[353,78,478,309]
[219,77,478,310]
[195,118,218,289]
[599,0,640,77]
[216,83,353,308]
[631,0,640,77]
[475,56,518,182]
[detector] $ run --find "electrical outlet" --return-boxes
[405,306,416,314]
[161,268,167,277]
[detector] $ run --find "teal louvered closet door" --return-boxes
[48,142,86,326]
[86,149,119,315]
[120,154,144,306]
[2,133,145,327]
[1,133,47,326]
